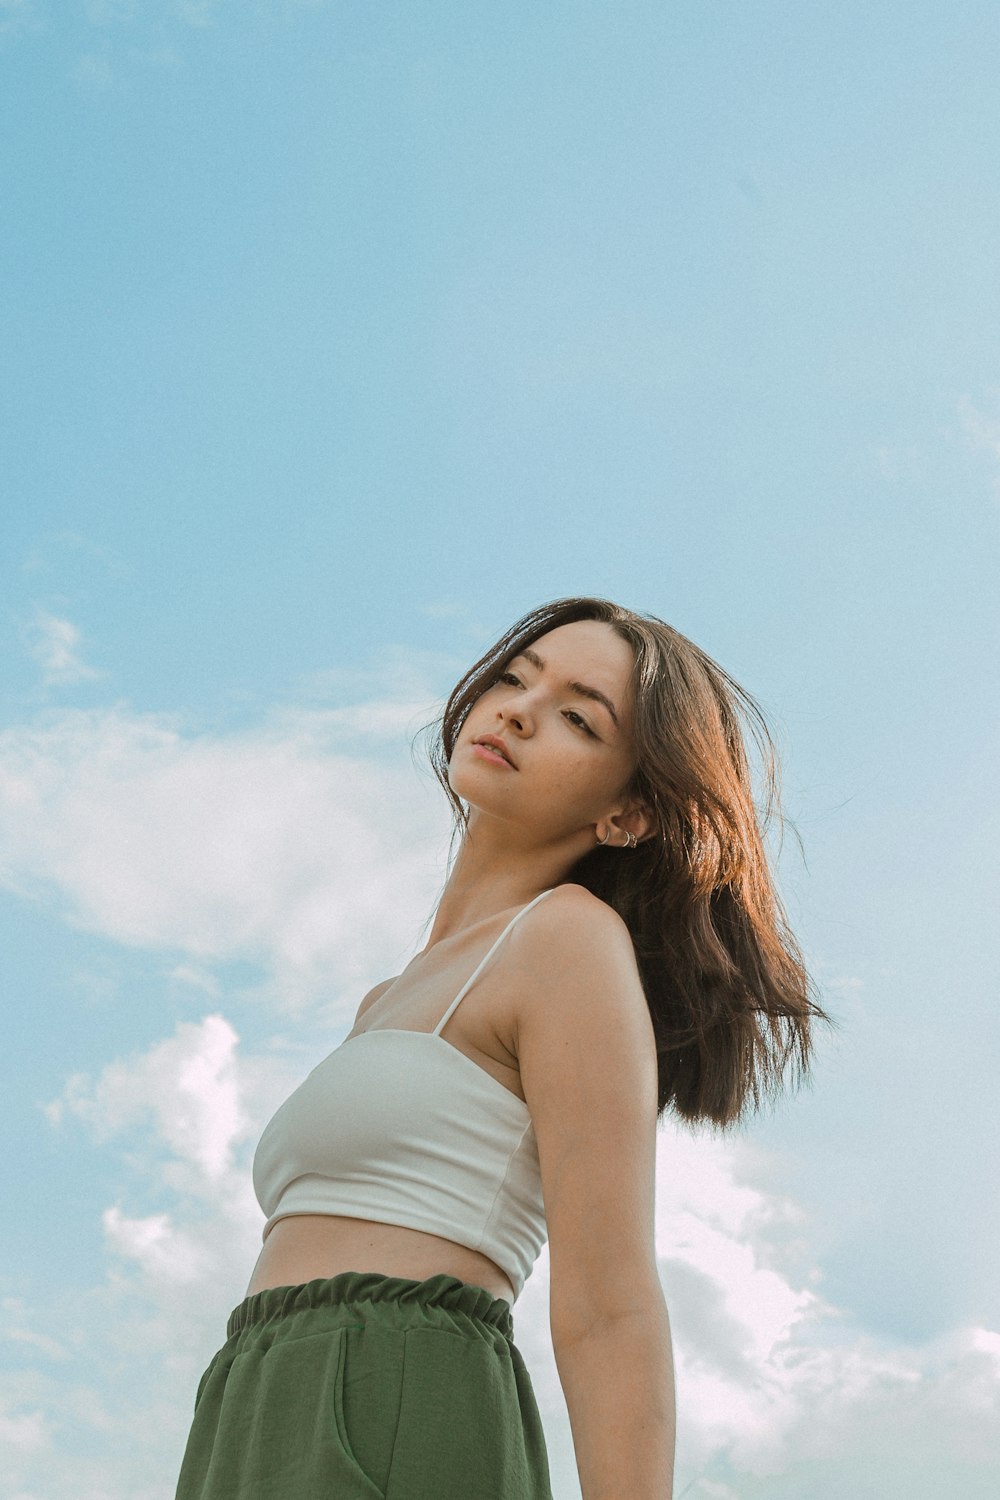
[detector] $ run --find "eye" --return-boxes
[496,672,595,737]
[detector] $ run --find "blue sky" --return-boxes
[2,3,998,1496]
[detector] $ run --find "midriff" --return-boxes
[244,1212,516,1304]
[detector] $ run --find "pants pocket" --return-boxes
[385,1328,550,1500]
[329,1328,391,1499]
[177,1327,390,1499]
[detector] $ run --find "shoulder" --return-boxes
[522,880,633,944]
[507,883,640,1016]
[506,880,652,1090]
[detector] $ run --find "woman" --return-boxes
[174,595,832,1500]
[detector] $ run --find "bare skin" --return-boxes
[245,916,529,1303]
[245,619,654,1306]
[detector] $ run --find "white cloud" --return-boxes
[2,1013,995,1499]
[0,702,452,1009]
[647,1125,1000,1490]
[2,1017,275,1497]
[0,1403,48,1452]
[102,1207,217,1286]
[458,1119,1000,1498]
[1,1300,70,1363]
[46,1014,248,1181]
[166,962,221,995]
[21,611,101,686]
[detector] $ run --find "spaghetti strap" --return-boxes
[431,888,557,1035]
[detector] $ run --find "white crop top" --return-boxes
[252,888,556,1302]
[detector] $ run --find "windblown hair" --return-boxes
[418,596,835,1131]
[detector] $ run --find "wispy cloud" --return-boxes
[173,0,220,26]
[958,388,1000,499]
[80,0,219,27]
[83,0,139,25]
[0,0,40,44]
[286,639,462,714]
[19,530,133,580]
[21,609,102,686]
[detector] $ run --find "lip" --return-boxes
[472,735,517,768]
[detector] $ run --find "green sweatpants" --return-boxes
[174,1271,554,1499]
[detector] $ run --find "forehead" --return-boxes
[519,619,635,688]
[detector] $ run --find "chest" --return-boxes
[345,946,527,1106]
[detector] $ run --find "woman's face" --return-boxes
[450,619,644,846]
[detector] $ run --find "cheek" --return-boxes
[539,750,612,808]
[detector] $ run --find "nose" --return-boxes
[497,697,528,734]
[501,710,524,732]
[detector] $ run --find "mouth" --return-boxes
[472,736,517,768]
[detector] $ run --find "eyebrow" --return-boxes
[511,648,620,730]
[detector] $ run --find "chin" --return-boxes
[446,765,484,803]
[447,763,509,811]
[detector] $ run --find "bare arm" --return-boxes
[555,1302,676,1500]
[511,886,677,1499]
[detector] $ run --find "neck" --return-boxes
[423,811,590,950]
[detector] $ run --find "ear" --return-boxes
[606,800,657,846]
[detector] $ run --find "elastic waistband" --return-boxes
[226,1272,514,1343]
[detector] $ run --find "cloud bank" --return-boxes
[6,1010,993,1499]
[1,693,996,1497]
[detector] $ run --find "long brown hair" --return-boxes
[418,596,836,1132]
